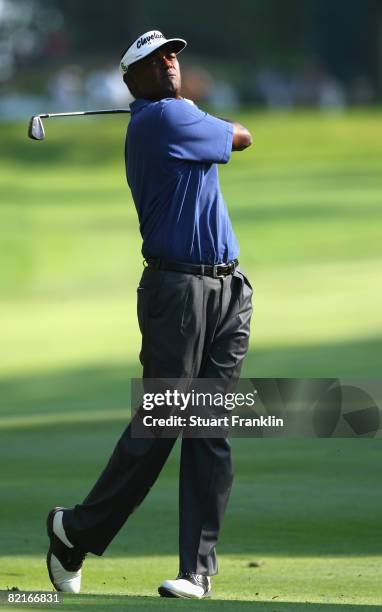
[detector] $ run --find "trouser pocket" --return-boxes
[137,271,201,378]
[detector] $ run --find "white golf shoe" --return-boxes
[46,507,86,593]
[158,572,212,599]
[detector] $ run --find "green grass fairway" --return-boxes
[1,110,382,609]
[1,430,381,609]
[1,424,382,609]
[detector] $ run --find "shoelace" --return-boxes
[177,573,209,589]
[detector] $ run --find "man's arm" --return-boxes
[221,119,253,151]
[162,100,251,163]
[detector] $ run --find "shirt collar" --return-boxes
[130,99,154,114]
[130,97,183,114]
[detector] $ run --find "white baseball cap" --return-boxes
[120,30,187,74]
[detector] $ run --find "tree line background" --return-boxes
[55,0,382,95]
[1,0,381,106]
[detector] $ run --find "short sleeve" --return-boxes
[160,99,233,164]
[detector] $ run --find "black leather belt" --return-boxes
[145,258,239,278]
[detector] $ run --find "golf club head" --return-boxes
[28,115,45,140]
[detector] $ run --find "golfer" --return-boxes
[46,30,253,600]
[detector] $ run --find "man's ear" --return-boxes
[124,71,138,97]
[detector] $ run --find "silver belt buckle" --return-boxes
[212,264,225,278]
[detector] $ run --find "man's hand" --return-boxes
[221,118,253,151]
[231,122,252,151]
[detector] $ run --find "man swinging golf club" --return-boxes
[46,29,253,600]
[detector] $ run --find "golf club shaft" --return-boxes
[39,109,130,119]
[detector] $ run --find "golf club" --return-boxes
[28,109,131,141]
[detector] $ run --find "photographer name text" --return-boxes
[142,414,284,428]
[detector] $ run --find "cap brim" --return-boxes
[127,38,187,69]
[162,38,187,54]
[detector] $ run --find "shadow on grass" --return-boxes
[242,336,382,378]
[1,592,378,611]
[0,363,141,420]
[1,335,382,422]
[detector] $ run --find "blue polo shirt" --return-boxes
[125,97,239,264]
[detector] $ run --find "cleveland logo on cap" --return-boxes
[137,32,164,49]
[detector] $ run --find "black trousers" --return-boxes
[63,266,253,576]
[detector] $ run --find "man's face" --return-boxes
[127,43,181,101]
